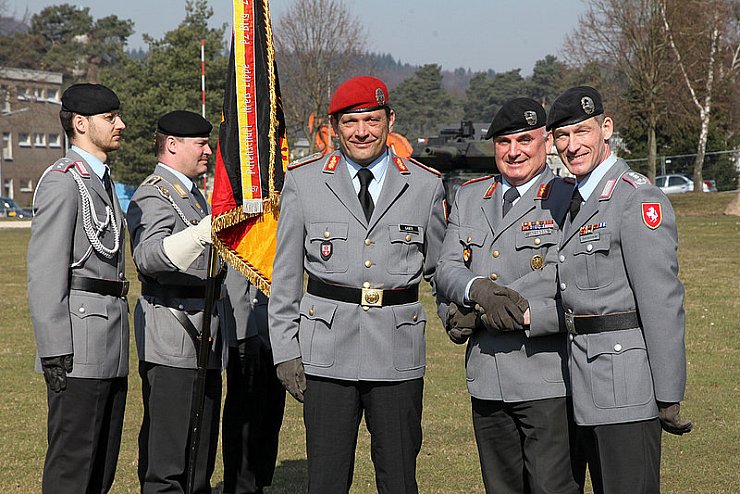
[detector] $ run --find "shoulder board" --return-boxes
[288,152,323,171]
[535,182,552,200]
[406,156,441,176]
[621,171,650,188]
[142,175,162,186]
[562,176,576,185]
[322,154,341,174]
[50,159,90,178]
[599,178,618,200]
[483,180,500,199]
[461,175,494,187]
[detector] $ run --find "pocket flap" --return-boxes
[457,226,487,247]
[300,296,338,326]
[70,293,108,319]
[392,303,426,327]
[586,328,645,358]
[389,225,425,245]
[574,232,611,255]
[308,222,349,242]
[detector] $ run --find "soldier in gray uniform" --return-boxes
[221,267,285,494]
[28,83,129,494]
[547,86,692,493]
[268,76,447,494]
[436,98,579,494]
[127,110,223,493]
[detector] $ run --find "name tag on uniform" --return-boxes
[399,225,420,233]
[580,233,599,243]
[525,229,553,238]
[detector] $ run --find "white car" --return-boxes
[654,175,717,194]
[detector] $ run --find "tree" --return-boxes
[275,0,371,151]
[392,64,454,138]
[528,55,568,108]
[103,0,228,184]
[564,0,675,183]
[660,0,739,192]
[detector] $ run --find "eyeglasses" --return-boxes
[94,112,123,124]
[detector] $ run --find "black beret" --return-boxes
[546,86,604,130]
[157,110,213,137]
[61,83,120,115]
[484,98,546,140]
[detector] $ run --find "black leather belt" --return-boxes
[141,282,205,300]
[307,278,418,307]
[70,275,129,297]
[565,311,640,335]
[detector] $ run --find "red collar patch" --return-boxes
[535,183,551,200]
[641,202,662,229]
[600,179,617,200]
[393,157,410,174]
[483,180,499,199]
[322,154,340,174]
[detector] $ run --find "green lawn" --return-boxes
[1,190,738,493]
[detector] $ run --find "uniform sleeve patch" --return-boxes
[622,171,649,188]
[641,202,662,229]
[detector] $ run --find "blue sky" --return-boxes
[6,0,587,74]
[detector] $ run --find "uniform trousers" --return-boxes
[304,376,424,494]
[575,418,661,494]
[471,396,579,494]
[137,362,222,494]
[43,376,127,494]
[222,337,286,494]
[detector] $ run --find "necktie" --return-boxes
[502,186,519,218]
[357,168,374,221]
[192,184,209,214]
[102,169,114,204]
[569,187,583,222]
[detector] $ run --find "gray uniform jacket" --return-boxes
[127,164,221,370]
[436,168,572,401]
[558,159,686,426]
[28,150,129,379]
[223,266,269,348]
[268,150,447,381]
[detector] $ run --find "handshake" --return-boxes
[445,279,529,344]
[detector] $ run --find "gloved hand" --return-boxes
[469,278,529,332]
[41,354,73,393]
[445,302,480,344]
[658,402,693,435]
[276,357,306,403]
[162,215,212,271]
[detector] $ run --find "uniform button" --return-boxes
[559,255,565,262]
[567,308,573,313]
[405,234,412,242]
[466,235,472,243]
[78,307,86,314]
[614,344,622,352]
[309,307,315,316]
[363,281,371,288]
[323,231,330,239]
[560,282,566,290]
[119,272,125,279]
[489,273,498,281]
[587,244,593,252]
[412,313,418,321]
[534,238,541,246]
[364,260,372,268]
[363,306,369,312]
[252,298,259,304]
[364,238,372,246]
[178,304,184,310]
[569,334,575,341]
[492,250,500,258]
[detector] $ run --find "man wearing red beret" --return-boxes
[269,76,448,493]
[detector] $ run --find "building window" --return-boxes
[3,179,13,199]
[18,133,31,147]
[2,132,11,160]
[20,179,33,192]
[1,85,9,113]
[16,87,28,100]
[48,133,61,148]
[33,133,46,147]
[48,88,60,102]
[33,87,44,99]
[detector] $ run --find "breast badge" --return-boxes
[530,254,544,271]
[320,241,333,260]
[463,245,472,267]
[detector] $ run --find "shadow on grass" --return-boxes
[212,459,307,493]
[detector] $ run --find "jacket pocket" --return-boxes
[306,222,349,273]
[587,329,654,409]
[299,295,338,367]
[387,225,425,275]
[573,233,614,290]
[392,303,426,371]
[70,293,108,365]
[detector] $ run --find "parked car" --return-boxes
[654,175,717,194]
[0,197,32,218]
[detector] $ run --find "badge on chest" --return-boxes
[320,241,333,260]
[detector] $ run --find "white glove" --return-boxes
[162,215,212,271]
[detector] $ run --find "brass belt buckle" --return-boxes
[121,280,130,297]
[361,287,384,307]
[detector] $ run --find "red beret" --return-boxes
[328,76,389,115]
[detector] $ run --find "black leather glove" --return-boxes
[469,278,528,332]
[445,302,480,345]
[41,354,73,393]
[658,402,693,435]
[276,357,306,403]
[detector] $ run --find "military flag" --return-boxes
[211,0,288,296]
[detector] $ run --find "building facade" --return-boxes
[1,67,64,206]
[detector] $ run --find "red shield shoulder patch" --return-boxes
[641,202,662,229]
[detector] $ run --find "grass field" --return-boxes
[1,191,739,493]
